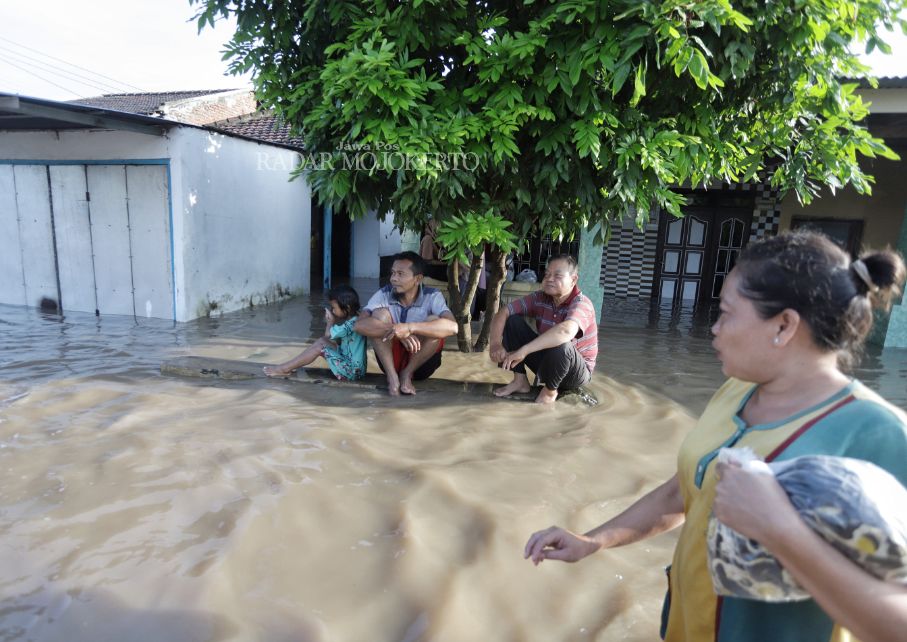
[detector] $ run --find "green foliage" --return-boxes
[435,210,519,264]
[192,0,906,239]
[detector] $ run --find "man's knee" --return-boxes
[371,308,393,323]
[539,343,587,389]
[503,314,535,350]
[418,336,440,353]
[503,314,524,332]
[547,342,570,357]
[540,342,574,367]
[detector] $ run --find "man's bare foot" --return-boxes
[263,365,295,377]
[494,378,532,397]
[535,387,559,404]
[386,374,401,397]
[399,372,416,395]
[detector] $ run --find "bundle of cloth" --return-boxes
[707,447,907,602]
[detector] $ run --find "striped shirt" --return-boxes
[507,286,598,372]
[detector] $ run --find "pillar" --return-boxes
[578,224,605,323]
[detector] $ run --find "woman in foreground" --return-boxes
[524,232,907,642]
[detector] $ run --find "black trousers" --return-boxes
[502,315,591,391]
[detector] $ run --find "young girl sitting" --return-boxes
[263,284,367,381]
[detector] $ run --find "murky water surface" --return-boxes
[1,292,905,642]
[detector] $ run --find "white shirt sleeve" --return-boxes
[429,291,451,317]
[362,288,388,314]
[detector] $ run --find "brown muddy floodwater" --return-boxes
[1,291,906,642]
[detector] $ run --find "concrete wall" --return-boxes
[779,154,906,251]
[351,216,381,278]
[0,126,310,321]
[167,128,310,320]
[161,90,257,126]
[378,217,402,256]
[350,213,404,278]
[858,87,907,114]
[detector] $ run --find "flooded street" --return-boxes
[1,291,905,642]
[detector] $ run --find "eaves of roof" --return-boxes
[0,92,304,152]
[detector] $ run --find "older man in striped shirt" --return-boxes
[489,254,598,404]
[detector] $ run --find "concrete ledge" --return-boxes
[421,277,539,307]
[160,356,598,406]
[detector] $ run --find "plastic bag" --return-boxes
[707,447,907,602]
[514,269,537,283]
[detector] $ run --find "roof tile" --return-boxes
[212,112,305,149]
[68,90,237,115]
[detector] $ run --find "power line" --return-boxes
[0,35,145,93]
[0,57,86,98]
[0,45,134,95]
[0,43,132,94]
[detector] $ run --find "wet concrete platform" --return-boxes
[160,356,598,406]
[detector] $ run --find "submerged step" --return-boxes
[160,356,597,406]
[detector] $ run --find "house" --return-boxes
[780,77,907,347]
[0,90,311,322]
[596,76,907,347]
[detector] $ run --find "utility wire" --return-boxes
[0,45,132,95]
[0,57,86,98]
[0,35,145,93]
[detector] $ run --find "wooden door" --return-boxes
[655,192,754,304]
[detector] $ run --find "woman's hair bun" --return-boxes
[858,250,906,310]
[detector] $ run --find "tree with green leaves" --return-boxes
[193,0,904,350]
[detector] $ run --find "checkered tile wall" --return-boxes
[724,175,782,241]
[598,177,781,297]
[600,219,659,297]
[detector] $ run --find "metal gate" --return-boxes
[0,162,174,319]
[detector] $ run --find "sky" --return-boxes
[0,1,905,102]
[0,0,252,100]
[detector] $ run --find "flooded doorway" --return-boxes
[654,191,753,305]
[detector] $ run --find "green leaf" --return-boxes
[689,49,708,89]
[631,60,646,106]
[611,63,631,97]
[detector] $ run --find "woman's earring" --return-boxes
[773,337,781,346]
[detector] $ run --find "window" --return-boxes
[790,217,863,257]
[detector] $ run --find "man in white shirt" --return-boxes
[355,251,458,396]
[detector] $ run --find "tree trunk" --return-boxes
[446,253,484,352]
[474,245,506,352]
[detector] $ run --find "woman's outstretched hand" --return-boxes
[524,526,600,566]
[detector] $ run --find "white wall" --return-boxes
[350,212,405,278]
[378,217,402,256]
[1,126,311,321]
[858,87,907,113]
[351,216,380,278]
[167,127,310,320]
[400,229,420,253]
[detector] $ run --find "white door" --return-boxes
[0,165,26,306]
[125,165,172,319]
[50,165,98,313]
[87,165,136,316]
[12,165,58,308]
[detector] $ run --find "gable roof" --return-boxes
[68,90,238,116]
[64,90,305,150]
[0,92,307,151]
[213,112,304,149]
